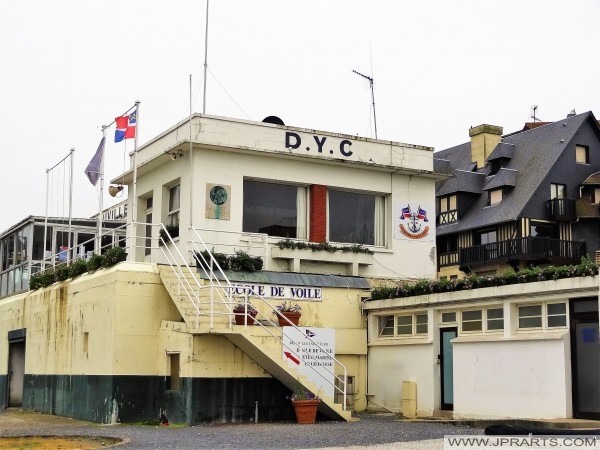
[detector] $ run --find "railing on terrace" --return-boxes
[27,222,347,410]
[459,236,586,268]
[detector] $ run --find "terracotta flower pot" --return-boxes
[278,311,301,326]
[292,399,319,424]
[234,310,257,325]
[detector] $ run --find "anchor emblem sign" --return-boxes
[398,204,430,240]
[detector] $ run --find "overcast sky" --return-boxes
[1,0,599,232]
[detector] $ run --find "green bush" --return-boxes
[370,257,599,301]
[102,246,127,268]
[29,267,57,290]
[54,263,71,282]
[86,253,104,272]
[70,259,88,278]
[276,238,374,255]
[229,250,263,272]
[159,224,180,245]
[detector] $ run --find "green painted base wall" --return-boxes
[0,375,6,409]
[21,375,307,424]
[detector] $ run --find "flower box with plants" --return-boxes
[232,302,258,326]
[274,301,302,326]
[287,389,320,424]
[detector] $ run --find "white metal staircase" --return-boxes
[157,224,353,422]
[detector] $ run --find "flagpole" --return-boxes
[98,128,108,252]
[68,148,74,262]
[202,0,209,114]
[189,75,194,227]
[131,100,140,259]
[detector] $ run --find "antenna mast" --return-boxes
[353,69,378,139]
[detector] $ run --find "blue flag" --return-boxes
[84,136,106,186]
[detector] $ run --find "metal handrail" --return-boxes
[187,226,347,409]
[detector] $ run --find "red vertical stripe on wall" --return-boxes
[310,185,327,243]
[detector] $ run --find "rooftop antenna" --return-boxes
[353,69,378,139]
[530,104,541,122]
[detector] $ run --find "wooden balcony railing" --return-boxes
[459,237,586,268]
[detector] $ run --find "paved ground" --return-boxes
[0,409,483,449]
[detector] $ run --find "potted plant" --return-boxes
[274,302,302,326]
[288,389,320,424]
[233,302,258,326]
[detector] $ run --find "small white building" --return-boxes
[364,275,600,420]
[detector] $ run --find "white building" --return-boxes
[114,114,440,280]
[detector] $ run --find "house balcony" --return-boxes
[459,237,586,270]
[546,198,576,222]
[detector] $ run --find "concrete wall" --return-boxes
[0,262,368,423]
[367,343,436,416]
[453,337,571,419]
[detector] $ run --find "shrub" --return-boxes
[102,246,127,268]
[369,257,599,301]
[159,224,180,245]
[230,250,263,272]
[54,263,71,282]
[86,253,104,272]
[70,259,89,278]
[194,249,230,271]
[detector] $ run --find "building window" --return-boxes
[379,316,394,336]
[488,189,503,206]
[486,308,504,330]
[328,190,385,246]
[396,316,412,335]
[168,184,180,227]
[576,145,589,164]
[518,305,542,329]
[594,187,600,204]
[439,195,457,213]
[518,302,567,330]
[475,228,497,245]
[550,183,566,200]
[378,313,427,338]
[243,180,307,239]
[547,303,567,328]
[461,310,483,332]
[441,311,456,324]
[529,221,558,238]
[438,195,458,224]
[144,196,153,256]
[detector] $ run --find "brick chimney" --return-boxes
[469,124,503,169]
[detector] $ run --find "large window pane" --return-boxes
[329,190,376,245]
[243,180,297,238]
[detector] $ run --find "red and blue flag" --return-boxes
[114,109,137,143]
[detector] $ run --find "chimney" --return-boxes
[469,124,503,169]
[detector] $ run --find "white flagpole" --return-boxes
[202,0,209,114]
[43,168,50,270]
[68,148,74,261]
[98,130,106,252]
[131,100,140,258]
[189,75,194,227]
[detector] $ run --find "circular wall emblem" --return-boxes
[209,185,228,205]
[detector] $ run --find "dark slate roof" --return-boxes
[434,111,598,235]
[487,142,515,161]
[437,170,486,196]
[483,168,517,191]
[210,270,372,289]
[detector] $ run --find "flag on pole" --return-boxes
[84,136,106,186]
[114,109,137,142]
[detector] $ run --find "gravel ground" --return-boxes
[0,409,483,449]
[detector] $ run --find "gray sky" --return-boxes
[1,0,599,232]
